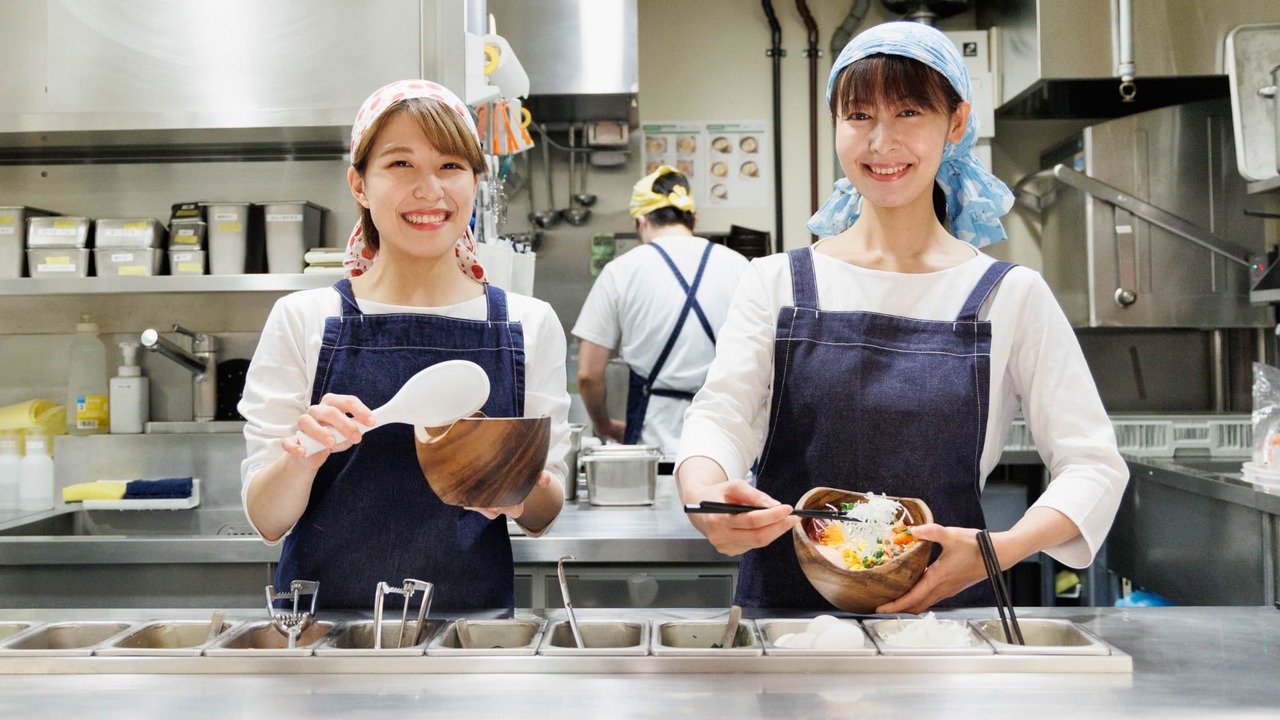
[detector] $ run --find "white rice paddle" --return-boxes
[297,359,490,457]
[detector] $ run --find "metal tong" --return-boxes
[265,579,319,649]
[557,555,585,648]
[683,500,852,520]
[976,529,1024,645]
[373,579,434,650]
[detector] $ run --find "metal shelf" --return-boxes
[0,274,336,296]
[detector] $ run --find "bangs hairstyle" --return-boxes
[830,54,962,122]
[351,97,487,252]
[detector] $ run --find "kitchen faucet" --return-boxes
[140,324,218,422]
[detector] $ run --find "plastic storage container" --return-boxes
[0,433,20,511]
[17,434,54,512]
[0,207,54,278]
[66,315,109,435]
[263,201,324,273]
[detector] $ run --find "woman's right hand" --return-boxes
[685,478,800,557]
[284,393,376,461]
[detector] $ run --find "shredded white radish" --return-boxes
[875,612,974,648]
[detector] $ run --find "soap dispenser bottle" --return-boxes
[109,342,149,434]
[66,315,109,435]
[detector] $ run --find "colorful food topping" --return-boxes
[809,493,918,572]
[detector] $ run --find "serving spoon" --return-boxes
[297,360,490,457]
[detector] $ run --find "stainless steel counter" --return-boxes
[0,606,1275,719]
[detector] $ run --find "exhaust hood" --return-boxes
[977,0,1280,120]
[486,0,638,125]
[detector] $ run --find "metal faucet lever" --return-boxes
[140,324,219,422]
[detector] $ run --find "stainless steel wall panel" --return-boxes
[487,0,637,96]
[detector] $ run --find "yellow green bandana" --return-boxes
[629,165,696,219]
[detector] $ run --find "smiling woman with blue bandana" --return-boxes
[676,22,1127,613]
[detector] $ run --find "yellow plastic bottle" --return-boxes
[66,314,110,435]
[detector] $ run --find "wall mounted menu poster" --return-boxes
[641,121,770,209]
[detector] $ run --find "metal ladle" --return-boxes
[563,126,591,226]
[557,554,585,648]
[573,123,597,208]
[529,134,561,229]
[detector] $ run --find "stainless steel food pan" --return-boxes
[864,618,994,656]
[650,620,762,657]
[0,207,54,278]
[94,619,238,657]
[263,201,324,274]
[0,621,134,656]
[95,248,163,276]
[425,619,544,656]
[583,445,660,506]
[203,620,335,657]
[0,622,41,644]
[27,247,89,277]
[969,618,1111,656]
[26,216,90,248]
[168,219,207,247]
[93,218,166,249]
[537,620,650,656]
[313,619,442,656]
[169,249,207,275]
[756,618,877,656]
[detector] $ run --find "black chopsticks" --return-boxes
[682,500,851,521]
[977,529,1024,645]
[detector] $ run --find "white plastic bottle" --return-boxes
[17,434,54,512]
[109,341,150,434]
[66,314,110,435]
[0,433,20,511]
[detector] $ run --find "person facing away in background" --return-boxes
[572,166,749,457]
[239,80,569,611]
[676,22,1127,612]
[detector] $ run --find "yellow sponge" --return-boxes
[62,481,127,502]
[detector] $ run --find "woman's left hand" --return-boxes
[465,471,553,520]
[874,523,989,615]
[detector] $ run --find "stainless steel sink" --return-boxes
[0,508,258,538]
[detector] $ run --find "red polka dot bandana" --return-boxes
[343,80,486,284]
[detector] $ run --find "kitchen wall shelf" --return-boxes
[0,275,337,297]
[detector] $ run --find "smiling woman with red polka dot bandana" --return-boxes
[238,80,570,611]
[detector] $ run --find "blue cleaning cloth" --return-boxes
[123,477,193,499]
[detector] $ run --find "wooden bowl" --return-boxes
[791,487,934,614]
[414,413,551,508]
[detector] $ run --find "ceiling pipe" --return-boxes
[762,0,785,254]
[795,0,819,243]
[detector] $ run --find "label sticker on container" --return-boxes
[173,252,195,262]
[217,222,243,232]
[37,263,76,272]
[76,395,109,430]
[267,214,304,223]
[53,219,79,229]
[176,262,203,274]
[102,227,147,237]
[117,266,147,276]
[110,252,135,262]
[37,227,78,236]
[0,215,14,224]
[213,212,240,221]
[0,227,13,235]
[44,256,71,264]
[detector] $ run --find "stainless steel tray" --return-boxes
[969,618,1111,656]
[650,620,762,657]
[313,619,443,656]
[0,622,40,644]
[94,619,238,657]
[203,620,335,657]
[756,618,877,656]
[0,621,135,656]
[865,618,994,656]
[426,619,545,656]
[538,620,650,656]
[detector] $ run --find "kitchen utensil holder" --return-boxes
[265,579,319,649]
[372,579,433,650]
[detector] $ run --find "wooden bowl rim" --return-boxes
[416,414,551,446]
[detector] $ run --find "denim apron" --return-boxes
[737,248,1014,609]
[623,241,718,445]
[274,279,525,611]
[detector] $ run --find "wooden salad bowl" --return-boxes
[414,413,551,508]
[791,486,934,614]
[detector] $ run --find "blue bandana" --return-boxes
[806,22,1013,248]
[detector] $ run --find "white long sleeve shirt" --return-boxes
[677,247,1128,569]
[239,286,570,541]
